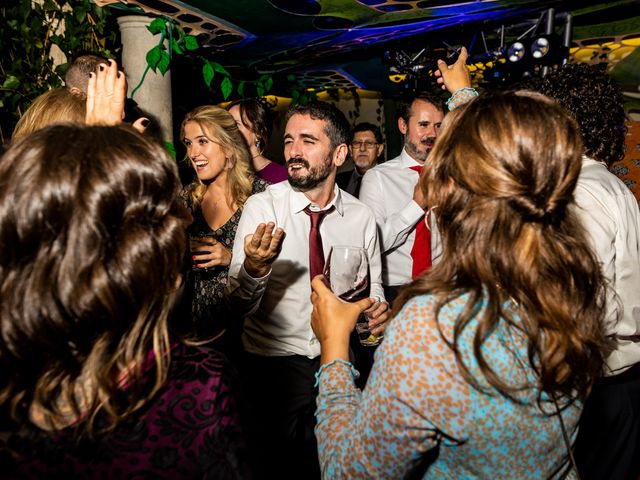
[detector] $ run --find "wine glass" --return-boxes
[323,246,382,346]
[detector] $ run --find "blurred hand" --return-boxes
[85,59,148,133]
[365,300,391,336]
[413,179,428,209]
[434,46,471,92]
[191,237,231,268]
[243,222,285,278]
[310,275,375,363]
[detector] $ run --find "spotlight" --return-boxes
[507,42,525,62]
[531,37,551,58]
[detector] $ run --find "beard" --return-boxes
[405,137,435,163]
[287,156,333,191]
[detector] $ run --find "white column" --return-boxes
[118,15,173,142]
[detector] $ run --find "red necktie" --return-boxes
[409,166,432,278]
[304,206,333,280]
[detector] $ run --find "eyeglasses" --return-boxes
[351,140,379,149]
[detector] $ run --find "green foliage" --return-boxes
[0,0,118,142]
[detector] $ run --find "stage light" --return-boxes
[531,37,551,58]
[507,42,525,62]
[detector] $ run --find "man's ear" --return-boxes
[333,143,348,167]
[398,117,407,135]
[375,143,384,159]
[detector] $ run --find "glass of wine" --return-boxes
[323,246,382,347]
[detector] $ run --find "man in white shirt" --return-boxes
[226,101,389,479]
[359,92,445,302]
[541,64,640,480]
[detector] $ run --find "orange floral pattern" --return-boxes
[315,294,581,479]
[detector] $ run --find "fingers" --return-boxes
[131,117,150,134]
[311,274,331,294]
[85,59,127,126]
[457,46,468,65]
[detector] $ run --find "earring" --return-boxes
[255,140,261,150]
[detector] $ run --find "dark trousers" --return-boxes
[240,352,320,480]
[574,363,640,480]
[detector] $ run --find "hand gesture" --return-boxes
[85,59,148,133]
[310,275,375,362]
[191,236,231,269]
[434,46,471,93]
[243,222,285,278]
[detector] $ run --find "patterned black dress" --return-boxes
[181,178,269,344]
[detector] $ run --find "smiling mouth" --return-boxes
[194,160,208,168]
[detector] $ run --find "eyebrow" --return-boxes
[284,132,320,141]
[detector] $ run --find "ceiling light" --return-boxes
[531,37,551,58]
[507,42,525,62]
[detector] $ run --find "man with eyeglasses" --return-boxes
[337,122,384,197]
[359,92,445,303]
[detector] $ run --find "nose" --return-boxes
[358,142,367,151]
[188,143,199,159]
[425,124,437,138]
[287,139,303,158]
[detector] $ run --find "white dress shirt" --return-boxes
[226,181,385,359]
[574,156,640,375]
[359,148,442,287]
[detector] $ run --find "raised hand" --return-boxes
[85,59,148,133]
[434,46,471,93]
[243,222,285,278]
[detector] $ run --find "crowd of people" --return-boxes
[0,47,638,480]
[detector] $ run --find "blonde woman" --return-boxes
[181,105,269,343]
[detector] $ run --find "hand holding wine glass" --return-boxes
[322,246,383,347]
[310,275,374,364]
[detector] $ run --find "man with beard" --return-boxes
[359,92,445,302]
[336,122,384,197]
[226,101,389,479]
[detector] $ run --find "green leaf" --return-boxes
[157,50,171,75]
[147,18,166,35]
[184,35,199,51]
[146,45,163,72]
[164,141,177,160]
[202,61,215,87]
[237,80,245,97]
[220,76,233,100]
[211,62,229,76]
[2,76,20,90]
[264,76,273,92]
[256,85,264,97]
[287,74,296,82]
[171,37,183,55]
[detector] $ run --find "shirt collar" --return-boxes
[291,183,344,216]
[400,148,424,168]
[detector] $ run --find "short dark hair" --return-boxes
[398,92,446,123]
[351,122,383,144]
[226,98,273,150]
[286,101,350,151]
[65,54,107,96]
[539,63,626,167]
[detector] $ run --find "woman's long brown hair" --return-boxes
[394,91,612,404]
[0,124,191,434]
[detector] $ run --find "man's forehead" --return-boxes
[409,100,444,120]
[285,113,328,136]
[353,130,376,139]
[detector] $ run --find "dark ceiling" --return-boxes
[106,0,640,95]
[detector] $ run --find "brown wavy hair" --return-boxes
[180,105,254,210]
[394,91,612,404]
[0,124,191,433]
